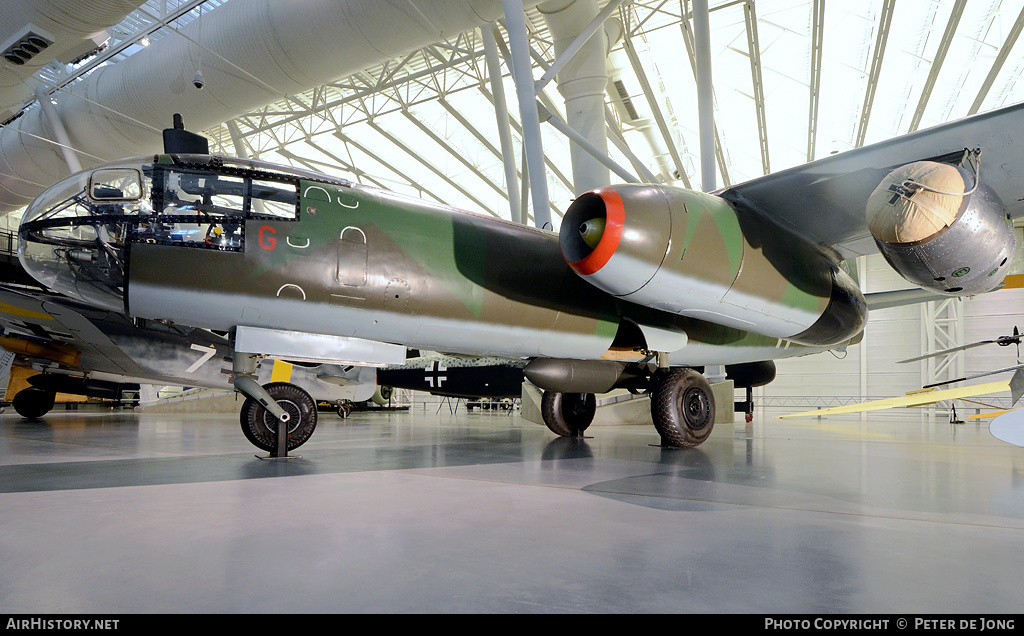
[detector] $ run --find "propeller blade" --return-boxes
[922,363,1024,389]
[898,340,998,363]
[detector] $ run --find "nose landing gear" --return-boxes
[234,354,317,457]
[239,382,318,455]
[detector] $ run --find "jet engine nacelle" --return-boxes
[560,185,866,347]
[866,160,1015,295]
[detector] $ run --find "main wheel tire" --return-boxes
[540,391,596,438]
[239,382,318,453]
[651,368,715,448]
[12,387,55,419]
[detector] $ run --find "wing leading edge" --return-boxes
[721,101,1024,259]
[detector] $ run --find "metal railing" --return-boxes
[0,229,15,256]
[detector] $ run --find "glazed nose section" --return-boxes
[18,167,142,312]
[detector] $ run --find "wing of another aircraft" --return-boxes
[990,409,1024,447]
[0,285,377,410]
[377,353,527,399]
[721,101,1024,258]
[0,285,151,379]
[778,380,1013,418]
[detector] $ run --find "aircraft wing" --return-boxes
[2,284,384,405]
[0,285,149,379]
[0,283,245,391]
[990,409,1024,447]
[720,101,1024,258]
[778,380,1012,418]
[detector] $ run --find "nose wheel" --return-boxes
[239,382,318,455]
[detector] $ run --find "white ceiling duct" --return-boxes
[538,0,612,194]
[0,0,540,214]
[0,0,146,121]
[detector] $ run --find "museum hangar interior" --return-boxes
[1,0,1023,614]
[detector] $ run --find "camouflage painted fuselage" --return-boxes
[19,155,865,368]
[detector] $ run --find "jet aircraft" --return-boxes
[12,104,1024,453]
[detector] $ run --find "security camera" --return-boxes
[192,70,204,90]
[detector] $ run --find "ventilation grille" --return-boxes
[612,80,640,122]
[2,27,54,66]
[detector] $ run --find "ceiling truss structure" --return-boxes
[5,0,1024,233]
[3,0,1023,386]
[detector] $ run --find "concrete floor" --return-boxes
[1,403,1023,614]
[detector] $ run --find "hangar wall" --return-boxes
[767,252,1023,416]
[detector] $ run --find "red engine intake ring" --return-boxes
[565,188,625,276]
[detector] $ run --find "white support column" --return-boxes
[482,24,523,224]
[535,0,624,93]
[538,104,639,183]
[691,0,715,192]
[503,0,552,229]
[539,0,613,194]
[226,120,250,159]
[921,298,964,417]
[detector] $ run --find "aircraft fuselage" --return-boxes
[19,154,865,369]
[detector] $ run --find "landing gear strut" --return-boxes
[233,354,317,457]
[336,400,353,418]
[737,385,755,423]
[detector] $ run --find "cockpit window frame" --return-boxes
[88,167,145,203]
[128,161,302,253]
[150,160,301,222]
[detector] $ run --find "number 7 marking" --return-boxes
[186,344,217,373]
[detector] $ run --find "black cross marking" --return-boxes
[424,361,447,388]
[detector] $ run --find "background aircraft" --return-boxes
[780,327,1023,421]
[899,326,1022,388]
[778,371,1023,419]
[0,284,376,438]
[376,353,527,402]
[9,100,1023,454]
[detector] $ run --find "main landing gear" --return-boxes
[649,368,715,448]
[540,391,596,438]
[539,366,716,448]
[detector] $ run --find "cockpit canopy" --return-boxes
[17,154,335,312]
